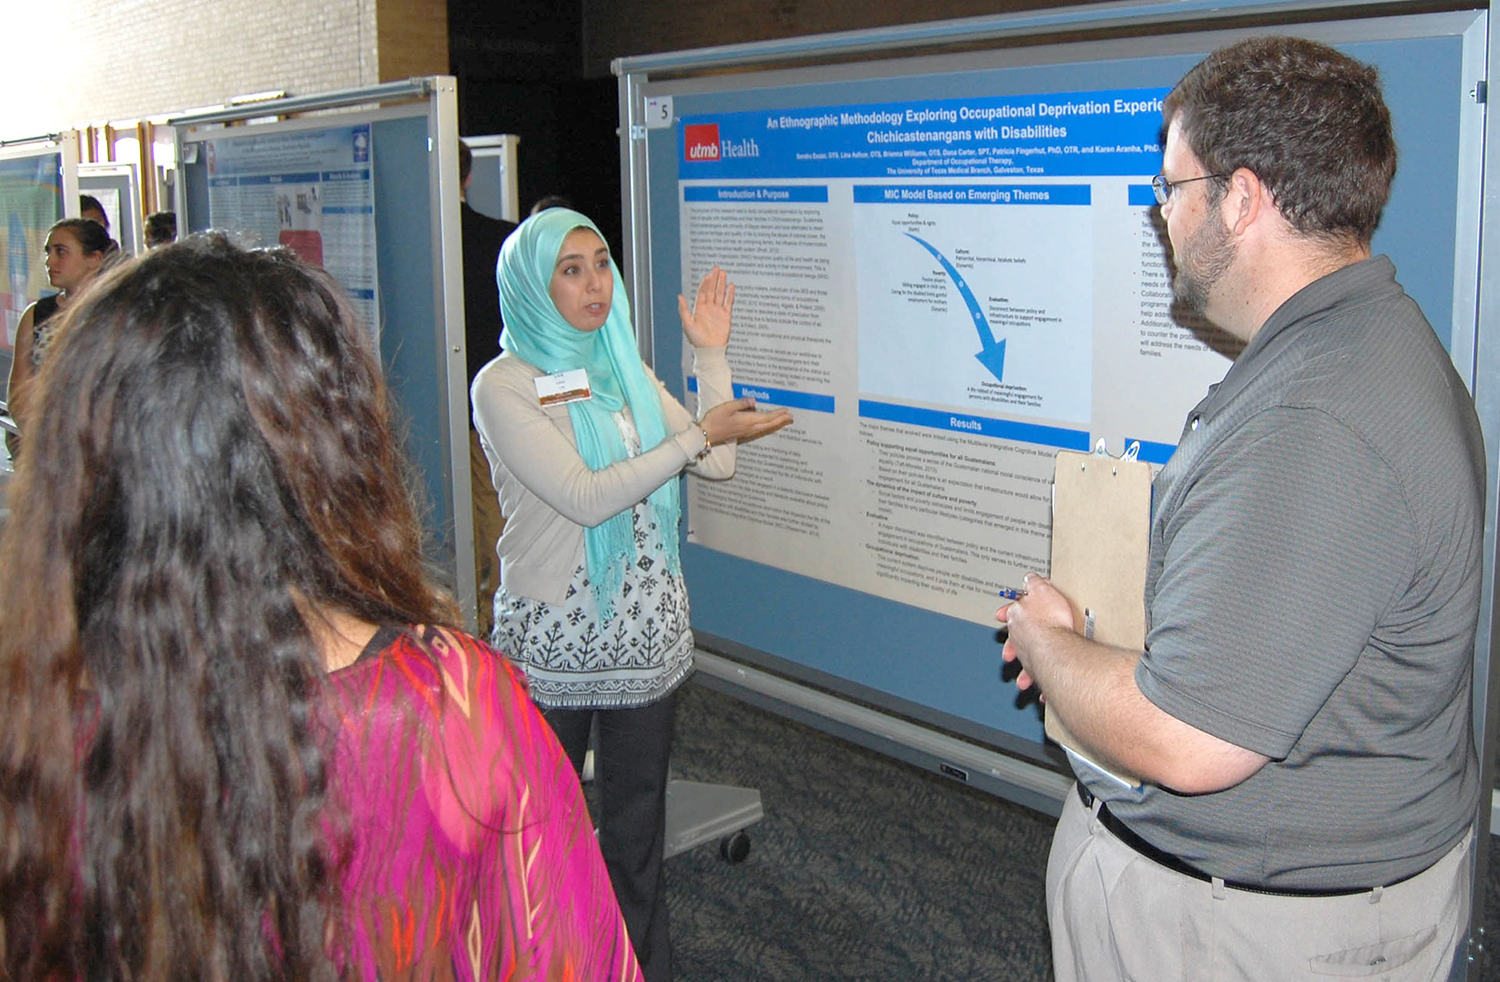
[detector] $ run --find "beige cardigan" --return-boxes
[470,345,736,606]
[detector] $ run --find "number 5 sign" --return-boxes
[643,96,674,129]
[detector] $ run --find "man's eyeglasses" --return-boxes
[1151,173,1227,206]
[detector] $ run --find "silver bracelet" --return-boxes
[695,426,713,461]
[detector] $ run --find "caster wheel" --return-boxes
[719,830,751,863]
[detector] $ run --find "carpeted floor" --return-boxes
[666,680,1059,981]
[664,679,1500,982]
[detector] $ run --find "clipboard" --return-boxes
[1044,439,1151,788]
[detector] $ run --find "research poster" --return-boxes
[676,87,1242,626]
[201,125,380,332]
[0,154,63,352]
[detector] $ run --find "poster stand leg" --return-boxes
[665,778,762,862]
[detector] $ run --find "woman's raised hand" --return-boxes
[678,266,735,348]
[700,397,793,447]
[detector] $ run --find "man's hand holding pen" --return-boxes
[997,573,1080,696]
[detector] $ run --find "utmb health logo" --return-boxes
[683,123,760,162]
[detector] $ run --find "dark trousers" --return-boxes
[543,692,676,982]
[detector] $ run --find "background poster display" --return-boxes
[0,154,63,352]
[204,125,379,331]
[177,88,474,633]
[677,87,1241,627]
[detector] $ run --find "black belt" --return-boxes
[1076,783,1400,899]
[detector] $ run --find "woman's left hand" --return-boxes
[678,266,735,348]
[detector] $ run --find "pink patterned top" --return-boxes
[324,624,642,982]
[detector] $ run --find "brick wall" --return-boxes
[0,0,446,137]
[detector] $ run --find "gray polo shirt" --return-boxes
[1104,256,1483,890]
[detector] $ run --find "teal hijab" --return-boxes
[497,208,682,619]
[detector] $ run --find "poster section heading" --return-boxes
[679,88,1168,180]
[688,375,835,413]
[684,186,828,204]
[853,185,1089,206]
[859,400,1089,451]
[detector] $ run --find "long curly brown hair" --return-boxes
[0,232,458,981]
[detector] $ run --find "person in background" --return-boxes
[529,194,574,217]
[78,194,122,255]
[459,138,520,636]
[0,233,642,982]
[144,210,177,247]
[6,218,110,447]
[1000,36,1483,982]
[79,194,109,232]
[473,207,791,981]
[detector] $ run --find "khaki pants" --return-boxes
[1046,788,1470,982]
[469,428,504,637]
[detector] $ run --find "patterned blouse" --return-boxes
[324,624,642,981]
[492,411,694,710]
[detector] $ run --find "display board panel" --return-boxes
[78,163,143,255]
[176,89,474,614]
[0,149,67,362]
[628,12,1485,754]
[463,134,521,223]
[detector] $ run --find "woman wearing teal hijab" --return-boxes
[472,208,790,982]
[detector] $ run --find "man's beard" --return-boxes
[1172,209,1236,312]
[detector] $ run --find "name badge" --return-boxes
[534,368,592,406]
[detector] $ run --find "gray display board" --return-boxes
[0,141,74,406]
[173,81,477,625]
[78,163,142,255]
[463,134,521,223]
[622,7,1500,966]
[623,9,1486,758]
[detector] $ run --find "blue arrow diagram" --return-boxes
[904,232,1006,383]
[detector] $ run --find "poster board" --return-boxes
[618,9,1487,760]
[463,133,522,223]
[0,136,76,406]
[79,162,144,255]
[172,80,477,626]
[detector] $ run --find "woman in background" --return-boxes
[472,208,791,982]
[7,218,110,442]
[0,233,640,982]
[143,210,177,248]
